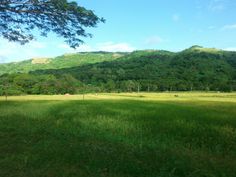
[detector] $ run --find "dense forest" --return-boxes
[0,46,236,95]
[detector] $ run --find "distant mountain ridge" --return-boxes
[0,46,234,76]
[0,46,236,94]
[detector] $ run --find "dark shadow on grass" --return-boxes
[0,100,236,177]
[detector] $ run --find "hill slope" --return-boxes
[0,46,236,94]
[33,47,236,91]
[0,52,127,75]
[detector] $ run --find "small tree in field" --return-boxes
[0,0,104,48]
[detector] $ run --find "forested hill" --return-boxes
[0,46,236,95]
[32,46,236,91]
[0,52,127,76]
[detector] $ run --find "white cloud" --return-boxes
[172,14,180,22]
[224,47,236,51]
[222,24,236,30]
[76,45,93,52]
[58,42,136,53]
[57,44,93,52]
[0,38,47,62]
[0,39,136,63]
[57,44,71,50]
[144,36,163,46]
[29,41,46,49]
[96,42,135,52]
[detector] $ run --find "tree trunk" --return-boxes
[5,91,8,101]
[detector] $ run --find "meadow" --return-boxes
[0,92,236,177]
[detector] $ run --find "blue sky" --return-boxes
[1,0,236,63]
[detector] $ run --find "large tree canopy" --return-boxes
[0,0,104,48]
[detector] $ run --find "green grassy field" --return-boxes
[0,93,236,177]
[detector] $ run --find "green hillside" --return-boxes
[33,46,236,91]
[0,52,127,76]
[0,46,236,95]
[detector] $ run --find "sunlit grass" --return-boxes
[0,93,236,177]
[1,92,236,102]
